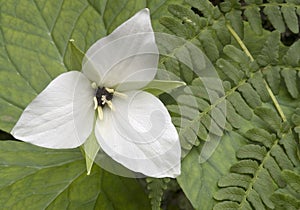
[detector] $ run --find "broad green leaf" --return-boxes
[177,131,246,210]
[2,0,300,209]
[0,1,183,209]
[0,0,181,133]
[0,141,150,209]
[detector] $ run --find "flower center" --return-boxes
[96,87,114,107]
[92,86,116,120]
[91,83,127,120]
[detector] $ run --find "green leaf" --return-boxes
[0,0,179,133]
[216,59,244,85]
[168,4,200,35]
[244,128,275,148]
[214,187,245,202]
[146,177,170,210]
[264,66,281,95]
[225,100,246,129]
[185,0,216,19]
[249,72,270,102]
[228,92,253,120]
[238,83,262,109]
[282,170,300,193]
[244,6,262,35]
[0,1,184,208]
[218,173,251,189]
[0,141,150,209]
[281,68,299,99]
[223,45,250,64]
[283,39,300,67]
[263,5,285,32]
[271,191,300,210]
[257,31,280,66]
[281,5,299,34]
[159,17,189,38]
[254,107,282,131]
[236,144,267,161]
[230,159,259,175]
[213,201,240,210]
[199,29,220,62]
[177,131,246,210]
[226,9,244,38]
[143,80,186,96]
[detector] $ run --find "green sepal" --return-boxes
[143,80,186,96]
[81,131,100,175]
[66,39,85,70]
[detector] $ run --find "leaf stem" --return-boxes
[226,24,254,62]
[226,24,287,122]
[263,80,287,121]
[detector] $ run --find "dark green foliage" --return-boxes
[244,1,300,34]
[270,169,300,209]
[1,0,300,209]
[244,6,263,35]
[257,31,280,66]
[283,40,300,67]
[146,178,170,210]
[159,2,300,207]
[214,108,300,209]
[158,0,300,209]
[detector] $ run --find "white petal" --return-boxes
[11,71,95,149]
[82,8,159,90]
[94,91,181,178]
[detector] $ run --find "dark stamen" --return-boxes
[96,87,114,107]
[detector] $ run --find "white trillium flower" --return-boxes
[11,8,181,178]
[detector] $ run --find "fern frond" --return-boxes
[214,107,300,209]
[225,9,244,38]
[263,66,281,95]
[256,32,300,99]
[167,79,226,156]
[270,169,300,209]
[244,5,263,35]
[249,72,271,102]
[257,31,280,66]
[238,83,262,108]
[146,178,170,210]
[160,0,228,62]
[254,107,281,131]
[228,92,253,120]
[263,5,286,32]
[282,68,299,99]
[159,1,300,209]
[220,0,300,35]
[283,39,300,67]
[281,5,299,34]
[225,100,246,129]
